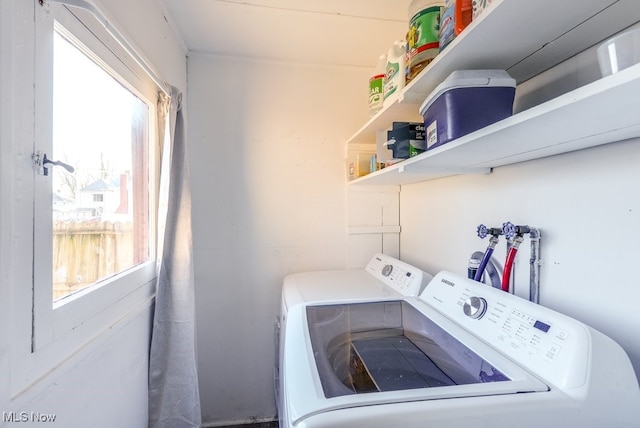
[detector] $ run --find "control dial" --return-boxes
[463,296,487,319]
[382,264,393,277]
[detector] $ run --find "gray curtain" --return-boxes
[149,86,202,427]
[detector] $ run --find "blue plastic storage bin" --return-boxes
[419,70,516,150]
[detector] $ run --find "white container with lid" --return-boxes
[406,0,444,82]
[597,28,640,76]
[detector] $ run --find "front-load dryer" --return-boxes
[281,271,640,427]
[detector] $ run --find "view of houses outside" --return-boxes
[52,171,135,300]
[51,30,149,301]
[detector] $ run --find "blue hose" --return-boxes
[470,251,501,289]
[474,224,502,287]
[474,246,494,282]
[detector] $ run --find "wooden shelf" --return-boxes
[347,0,640,146]
[349,63,640,186]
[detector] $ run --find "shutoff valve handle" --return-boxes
[502,222,531,239]
[477,224,502,239]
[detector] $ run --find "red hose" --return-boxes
[502,247,518,292]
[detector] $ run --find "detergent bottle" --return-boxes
[368,54,387,115]
[383,40,407,107]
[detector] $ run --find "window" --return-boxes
[27,2,161,357]
[3,1,164,396]
[51,28,151,301]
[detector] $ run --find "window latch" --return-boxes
[32,151,75,176]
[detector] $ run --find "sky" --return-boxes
[52,31,138,198]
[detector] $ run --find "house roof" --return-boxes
[53,193,74,203]
[80,179,117,192]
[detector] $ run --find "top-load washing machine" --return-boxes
[276,253,433,425]
[281,270,640,427]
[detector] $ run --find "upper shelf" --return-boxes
[349,62,640,186]
[347,0,640,145]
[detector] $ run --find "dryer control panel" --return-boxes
[365,254,431,297]
[420,271,591,390]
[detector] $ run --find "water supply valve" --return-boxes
[477,224,502,239]
[502,221,531,239]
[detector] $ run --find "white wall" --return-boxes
[7,307,154,427]
[0,0,186,425]
[5,2,635,425]
[187,54,368,425]
[399,44,640,380]
[187,29,640,425]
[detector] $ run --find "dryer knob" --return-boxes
[463,296,487,319]
[382,264,393,276]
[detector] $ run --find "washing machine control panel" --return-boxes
[420,271,590,389]
[365,254,431,297]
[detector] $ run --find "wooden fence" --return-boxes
[53,220,134,300]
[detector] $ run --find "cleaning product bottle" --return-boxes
[368,54,387,115]
[439,0,473,51]
[406,0,444,83]
[383,40,407,107]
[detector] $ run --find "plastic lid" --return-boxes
[408,0,445,19]
[419,70,516,115]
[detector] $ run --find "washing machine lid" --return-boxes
[282,270,397,314]
[282,254,431,313]
[283,297,548,425]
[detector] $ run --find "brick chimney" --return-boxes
[115,173,129,214]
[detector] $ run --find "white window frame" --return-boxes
[6,1,161,397]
